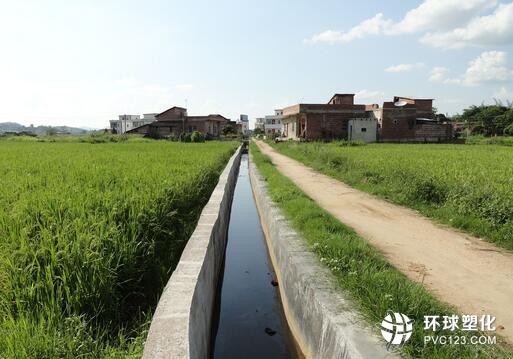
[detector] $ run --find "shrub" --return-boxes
[179,132,191,142]
[190,131,205,143]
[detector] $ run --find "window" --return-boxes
[361,128,367,132]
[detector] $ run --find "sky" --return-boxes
[1,0,512,129]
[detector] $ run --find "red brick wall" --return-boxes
[380,108,453,142]
[415,123,453,141]
[305,112,355,139]
[412,99,433,112]
[328,94,355,105]
[380,108,416,141]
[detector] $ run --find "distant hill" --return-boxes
[0,122,90,135]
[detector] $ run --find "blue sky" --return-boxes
[1,0,512,129]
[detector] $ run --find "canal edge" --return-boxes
[248,151,397,359]
[142,145,242,359]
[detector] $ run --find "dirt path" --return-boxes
[254,140,513,342]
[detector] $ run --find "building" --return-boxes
[282,94,375,141]
[238,114,249,134]
[142,113,159,122]
[254,118,265,131]
[127,106,229,138]
[263,109,283,137]
[281,93,452,143]
[348,117,378,142]
[110,114,156,134]
[371,96,453,142]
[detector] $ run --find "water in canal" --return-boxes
[212,154,301,359]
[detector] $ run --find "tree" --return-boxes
[497,108,513,134]
[504,123,513,136]
[474,106,508,135]
[222,124,236,135]
[459,104,511,136]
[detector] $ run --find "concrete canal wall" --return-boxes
[249,154,395,359]
[143,147,241,359]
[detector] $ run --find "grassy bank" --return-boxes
[270,141,513,250]
[0,140,237,358]
[465,135,513,146]
[250,142,510,358]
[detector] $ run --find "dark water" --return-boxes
[212,154,300,359]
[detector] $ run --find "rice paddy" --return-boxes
[0,140,237,358]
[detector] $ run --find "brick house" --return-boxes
[371,96,453,142]
[281,94,374,141]
[281,94,452,142]
[127,106,229,138]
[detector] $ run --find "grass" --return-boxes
[270,141,513,250]
[465,135,513,147]
[0,133,153,143]
[250,142,511,358]
[0,140,238,358]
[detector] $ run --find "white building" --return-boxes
[254,117,265,131]
[110,113,157,134]
[348,118,377,142]
[238,114,249,134]
[263,109,283,137]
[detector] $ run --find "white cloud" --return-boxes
[388,0,496,34]
[305,13,391,44]
[493,87,513,102]
[463,51,513,84]
[385,63,425,72]
[429,51,513,85]
[306,0,513,49]
[420,3,513,48]
[428,67,461,84]
[355,89,385,102]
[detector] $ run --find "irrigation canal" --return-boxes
[211,153,302,359]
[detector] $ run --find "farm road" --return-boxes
[254,140,513,343]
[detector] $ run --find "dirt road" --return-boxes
[254,140,513,342]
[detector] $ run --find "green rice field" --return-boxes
[271,141,513,250]
[0,140,237,358]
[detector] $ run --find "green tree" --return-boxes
[222,124,236,135]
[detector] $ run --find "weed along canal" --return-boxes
[212,153,301,359]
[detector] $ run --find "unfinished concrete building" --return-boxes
[281,94,452,143]
[282,94,376,141]
[371,96,453,142]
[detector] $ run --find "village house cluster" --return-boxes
[279,93,452,143]
[110,93,452,143]
[110,107,250,138]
